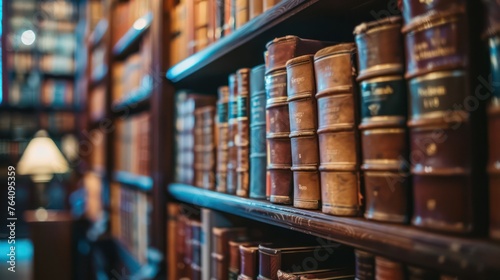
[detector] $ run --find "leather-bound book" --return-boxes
[286,55,321,209]
[407,266,439,280]
[258,243,354,280]
[263,0,280,12]
[484,0,500,240]
[354,16,410,223]
[265,36,334,205]
[250,64,267,199]
[224,0,235,36]
[237,68,251,197]
[374,257,405,280]
[314,43,362,216]
[277,268,355,280]
[401,0,465,27]
[235,0,249,29]
[355,250,374,280]
[227,74,239,194]
[403,2,487,234]
[194,106,216,189]
[249,0,263,20]
[212,227,247,280]
[239,243,267,280]
[229,240,250,280]
[217,86,231,192]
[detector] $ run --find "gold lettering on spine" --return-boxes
[418,85,446,109]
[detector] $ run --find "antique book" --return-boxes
[263,0,280,12]
[227,74,239,194]
[194,106,216,189]
[314,43,361,216]
[237,68,251,197]
[354,250,374,280]
[484,0,500,240]
[191,220,203,280]
[250,64,267,199]
[217,86,231,193]
[401,0,465,26]
[354,16,409,223]
[402,3,486,233]
[235,0,249,29]
[286,55,321,209]
[276,268,355,280]
[258,243,353,280]
[212,227,247,280]
[239,243,267,280]
[249,0,263,20]
[224,0,235,36]
[374,257,405,280]
[229,240,251,280]
[265,36,334,205]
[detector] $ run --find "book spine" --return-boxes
[355,250,375,280]
[249,0,263,20]
[227,74,239,194]
[257,249,279,280]
[236,69,251,197]
[217,86,230,193]
[224,0,235,36]
[286,55,320,210]
[314,43,361,216]
[375,257,405,280]
[263,0,280,12]
[235,0,249,29]
[265,67,292,204]
[239,246,259,279]
[403,4,482,234]
[355,17,410,223]
[250,64,267,199]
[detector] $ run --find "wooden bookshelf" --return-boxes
[112,12,153,59]
[111,87,151,114]
[165,0,386,90]
[169,183,500,278]
[90,19,109,49]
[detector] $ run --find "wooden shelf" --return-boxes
[90,64,108,87]
[89,19,108,49]
[114,171,153,192]
[41,72,75,80]
[169,183,500,278]
[111,85,151,115]
[112,12,153,59]
[165,0,386,91]
[0,105,81,113]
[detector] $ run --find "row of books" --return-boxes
[171,205,461,280]
[112,0,151,47]
[169,0,281,65]
[115,112,151,176]
[7,77,74,108]
[0,140,29,163]
[112,32,152,105]
[174,1,500,239]
[40,112,76,134]
[0,113,38,139]
[8,53,76,74]
[111,183,151,264]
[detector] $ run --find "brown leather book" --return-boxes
[354,16,409,223]
[224,0,235,36]
[403,3,487,234]
[265,36,334,205]
[239,242,268,280]
[258,243,353,280]
[401,0,465,27]
[194,106,216,189]
[263,0,280,12]
[485,0,500,240]
[212,227,247,280]
[355,250,374,280]
[249,0,263,20]
[229,240,251,280]
[227,74,239,194]
[237,68,251,197]
[235,0,249,29]
[217,86,231,192]
[374,257,405,280]
[286,55,321,209]
[277,269,355,280]
[314,43,361,216]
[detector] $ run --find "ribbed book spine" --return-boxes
[250,64,267,199]
[227,74,239,194]
[286,54,321,210]
[236,68,251,197]
[217,86,230,192]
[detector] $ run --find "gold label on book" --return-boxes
[427,199,436,211]
[414,30,456,62]
[291,76,305,85]
[299,183,308,191]
[425,143,437,156]
[294,112,304,124]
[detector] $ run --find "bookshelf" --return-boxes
[162,0,500,279]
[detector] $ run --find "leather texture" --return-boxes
[355,250,374,280]
[250,64,267,199]
[227,74,239,194]
[375,257,405,280]
[237,68,251,197]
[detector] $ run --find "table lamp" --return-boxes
[17,130,70,208]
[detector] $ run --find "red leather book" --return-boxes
[237,68,251,197]
[375,257,405,280]
[211,227,247,280]
[355,250,374,280]
[217,86,231,192]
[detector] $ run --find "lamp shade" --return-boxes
[17,130,70,182]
